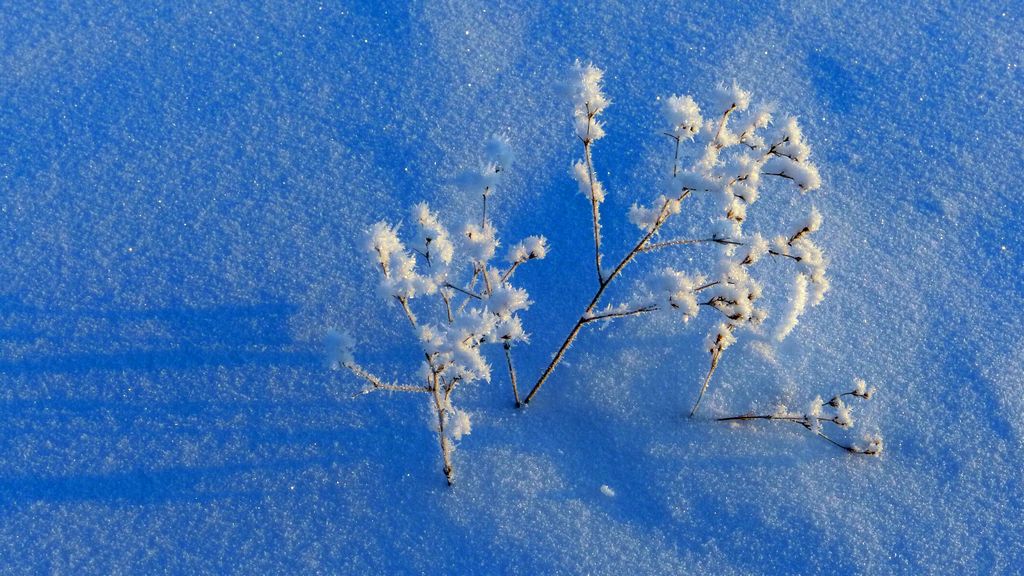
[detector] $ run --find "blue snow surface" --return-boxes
[1,1,1021,574]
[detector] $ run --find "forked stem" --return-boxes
[523,196,681,406]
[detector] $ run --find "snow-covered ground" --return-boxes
[1,2,1021,574]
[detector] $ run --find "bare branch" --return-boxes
[445,282,483,300]
[524,192,691,406]
[583,305,658,323]
[500,260,522,283]
[504,342,521,407]
[690,349,721,417]
[345,362,430,396]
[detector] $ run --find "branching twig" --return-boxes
[524,194,684,405]
[716,384,882,455]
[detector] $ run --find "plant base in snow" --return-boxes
[716,379,883,456]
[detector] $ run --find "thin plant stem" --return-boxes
[430,371,455,485]
[583,305,658,323]
[582,104,604,285]
[456,268,480,314]
[713,106,736,148]
[441,290,454,324]
[585,140,603,285]
[716,412,878,455]
[504,342,521,407]
[690,349,721,417]
[445,282,482,300]
[397,296,418,328]
[501,260,521,283]
[345,362,430,396]
[671,134,681,177]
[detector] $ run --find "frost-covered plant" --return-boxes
[717,379,883,456]
[522,62,829,416]
[330,138,547,485]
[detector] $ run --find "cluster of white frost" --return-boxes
[569,60,610,143]
[334,136,547,485]
[650,268,705,322]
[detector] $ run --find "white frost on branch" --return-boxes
[412,202,454,270]
[707,322,737,354]
[628,195,681,232]
[712,80,752,114]
[456,135,514,197]
[776,272,809,342]
[507,235,549,264]
[486,284,532,320]
[568,60,609,142]
[342,132,549,483]
[664,94,703,140]
[450,409,472,441]
[649,268,704,322]
[572,160,605,203]
[462,221,499,263]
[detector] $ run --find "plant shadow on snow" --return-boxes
[0,300,318,374]
[0,298,438,505]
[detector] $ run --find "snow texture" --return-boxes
[0,2,1021,574]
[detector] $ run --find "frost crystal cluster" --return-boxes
[330,137,547,485]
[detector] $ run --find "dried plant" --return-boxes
[522,62,829,416]
[332,62,844,483]
[717,379,883,455]
[329,138,547,485]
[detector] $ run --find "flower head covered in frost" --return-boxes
[361,202,543,389]
[772,206,829,341]
[366,221,437,300]
[650,268,705,322]
[664,94,703,141]
[568,60,609,143]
